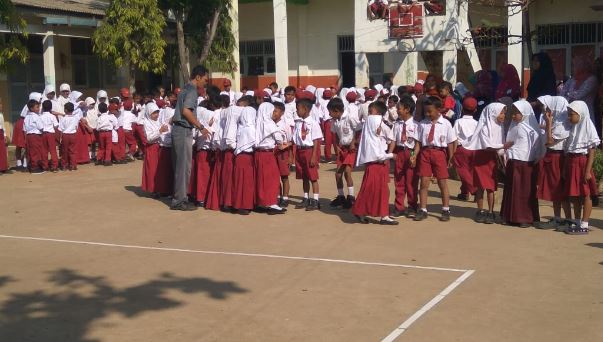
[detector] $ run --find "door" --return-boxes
[339,52,355,88]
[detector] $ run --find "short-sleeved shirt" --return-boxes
[393,118,418,149]
[331,110,361,146]
[293,116,323,147]
[417,116,456,148]
[172,83,198,129]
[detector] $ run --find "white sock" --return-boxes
[442,207,450,212]
[337,188,344,196]
[303,193,309,199]
[16,160,22,167]
[421,208,428,213]
[381,216,394,221]
[283,196,289,201]
[313,193,319,200]
[269,204,282,210]
[23,158,28,167]
[348,187,354,196]
[581,221,589,229]
[89,151,92,158]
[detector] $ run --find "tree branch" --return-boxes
[197,8,221,64]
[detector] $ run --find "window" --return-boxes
[239,40,275,76]
[70,38,118,88]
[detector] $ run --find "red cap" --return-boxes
[462,96,478,112]
[302,90,316,102]
[120,88,130,98]
[174,87,181,95]
[365,89,378,100]
[155,99,166,108]
[122,99,133,111]
[295,89,304,100]
[346,91,358,103]
[414,82,424,93]
[323,89,334,99]
[223,79,232,87]
[108,103,120,112]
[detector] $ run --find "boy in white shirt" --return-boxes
[121,100,138,161]
[452,97,479,201]
[293,98,323,211]
[95,103,118,166]
[23,100,45,173]
[414,96,457,222]
[58,102,80,170]
[327,97,361,209]
[40,100,59,172]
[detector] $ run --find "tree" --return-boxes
[0,0,28,70]
[93,0,167,91]
[160,0,236,80]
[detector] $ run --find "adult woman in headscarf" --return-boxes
[473,70,495,114]
[500,100,545,227]
[527,53,557,102]
[560,56,600,137]
[496,64,521,101]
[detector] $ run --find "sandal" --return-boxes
[565,225,589,235]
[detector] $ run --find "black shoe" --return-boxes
[414,210,428,221]
[518,223,531,228]
[457,193,469,201]
[391,209,405,218]
[440,210,451,222]
[330,195,346,207]
[379,218,399,225]
[355,215,369,224]
[103,161,112,166]
[295,198,309,209]
[406,208,417,218]
[170,202,197,211]
[535,219,558,230]
[30,169,46,175]
[305,199,320,211]
[343,195,355,209]
[278,198,289,208]
[474,210,487,223]
[220,206,233,213]
[238,209,251,215]
[484,212,495,224]
[267,207,286,215]
[196,201,205,208]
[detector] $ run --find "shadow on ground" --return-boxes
[0,269,248,342]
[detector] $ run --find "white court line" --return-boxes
[0,234,475,341]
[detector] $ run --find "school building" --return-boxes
[3,0,603,136]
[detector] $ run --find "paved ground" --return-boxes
[0,161,602,342]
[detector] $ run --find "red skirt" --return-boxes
[352,162,390,218]
[276,148,291,177]
[255,150,280,206]
[0,129,8,171]
[501,160,539,224]
[452,146,475,194]
[12,118,26,148]
[194,150,213,202]
[564,154,598,197]
[473,149,498,191]
[537,151,565,201]
[142,144,159,193]
[232,152,255,210]
[156,146,174,195]
[86,127,96,145]
[205,150,222,210]
[220,150,235,207]
[76,123,90,164]
[132,123,147,154]
[336,146,357,168]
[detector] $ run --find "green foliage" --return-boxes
[201,2,237,74]
[0,0,28,70]
[93,0,167,74]
[593,149,603,182]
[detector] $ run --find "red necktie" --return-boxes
[301,121,307,140]
[427,122,435,144]
[401,122,407,143]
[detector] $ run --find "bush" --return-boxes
[593,149,603,181]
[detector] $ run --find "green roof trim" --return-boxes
[240,0,308,4]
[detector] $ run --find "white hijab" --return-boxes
[20,92,43,117]
[235,106,257,155]
[43,85,56,99]
[59,83,71,93]
[465,103,506,150]
[256,102,274,125]
[505,100,545,162]
[537,95,570,141]
[305,85,317,95]
[221,106,243,150]
[96,90,108,108]
[565,101,601,152]
[256,104,279,144]
[374,84,384,93]
[356,115,390,166]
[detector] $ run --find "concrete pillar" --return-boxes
[42,32,56,88]
[355,52,369,88]
[443,50,457,85]
[273,0,289,88]
[231,0,241,91]
[458,0,481,72]
[507,4,523,85]
[392,52,418,85]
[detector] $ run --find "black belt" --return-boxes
[567,152,587,156]
[395,146,411,151]
[256,148,274,152]
[238,151,254,155]
[297,146,313,150]
[546,149,564,154]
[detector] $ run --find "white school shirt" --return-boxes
[122,110,137,131]
[58,114,80,134]
[85,108,99,129]
[310,105,323,124]
[40,112,59,133]
[96,113,118,131]
[57,96,70,116]
[195,107,219,150]
[393,118,418,149]
[331,110,361,146]
[160,107,175,126]
[417,116,456,148]
[285,101,297,121]
[358,101,372,122]
[0,113,4,135]
[23,112,44,134]
[111,114,120,143]
[256,120,283,149]
[293,116,323,147]
[453,115,478,146]
[276,117,292,144]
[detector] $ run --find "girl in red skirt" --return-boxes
[142,103,172,196]
[193,103,220,207]
[563,101,601,235]
[465,102,509,224]
[536,95,572,230]
[205,105,228,211]
[500,100,546,227]
[232,106,257,215]
[352,101,397,225]
[219,104,243,211]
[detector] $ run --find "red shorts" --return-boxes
[417,148,449,179]
[295,147,319,181]
[276,148,291,177]
[336,146,357,168]
[565,154,598,197]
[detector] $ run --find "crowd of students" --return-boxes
[1,69,600,235]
